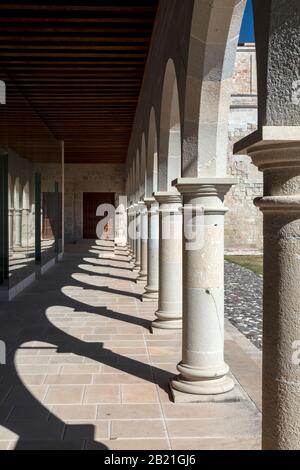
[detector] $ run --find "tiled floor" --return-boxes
[0,241,262,450]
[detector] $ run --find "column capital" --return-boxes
[237,134,300,213]
[153,190,182,205]
[143,197,156,206]
[173,177,236,198]
[234,126,300,171]
[143,197,158,215]
[248,142,300,172]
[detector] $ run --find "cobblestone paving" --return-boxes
[225,262,263,350]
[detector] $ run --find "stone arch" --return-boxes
[146,108,158,198]
[159,59,182,191]
[182,0,247,177]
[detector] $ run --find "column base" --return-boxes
[136,274,147,285]
[142,288,159,302]
[171,375,235,398]
[151,316,182,333]
[170,361,234,397]
[133,263,141,272]
[170,377,238,403]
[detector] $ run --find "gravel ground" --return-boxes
[225,261,263,350]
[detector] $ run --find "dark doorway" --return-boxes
[83,192,115,240]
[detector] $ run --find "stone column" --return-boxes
[152,191,182,331]
[14,208,22,248]
[127,207,133,260]
[170,178,235,399]
[248,141,300,450]
[133,203,141,272]
[137,201,148,284]
[143,198,159,301]
[8,209,14,252]
[21,208,30,248]
[130,205,137,263]
[133,203,141,273]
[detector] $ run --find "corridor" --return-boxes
[0,241,261,450]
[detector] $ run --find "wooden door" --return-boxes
[83,192,115,240]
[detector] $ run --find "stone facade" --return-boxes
[225,44,263,253]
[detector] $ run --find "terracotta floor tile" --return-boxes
[111,420,166,439]
[44,374,93,385]
[98,404,161,420]
[51,404,97,421]
[121,384,159,404]
[83,385,120,404]
[44,386,84,405]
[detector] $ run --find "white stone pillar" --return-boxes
[132,203,141,272]
[21,208,30,248]
[143,198,159,301]
[8,209,14,252]
[137,201,148,284]
[247,141,300,450]
[133,205,141,272]
[170,178,235,399]
[14,208,22,248]
[152,191,182,331]
[131,205,137,263]
[127,207,133,260]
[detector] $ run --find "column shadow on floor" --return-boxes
[0,246,171,449]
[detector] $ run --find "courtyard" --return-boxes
[0,0,299,452]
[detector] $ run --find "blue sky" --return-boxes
[239,0,255,42]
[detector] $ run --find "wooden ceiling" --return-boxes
[0,1,158,163]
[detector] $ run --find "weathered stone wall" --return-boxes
[225,45,263,253]
[64,163,126,243]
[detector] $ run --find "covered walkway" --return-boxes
[0,241,261,450]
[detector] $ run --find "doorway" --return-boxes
[83,192,115,240]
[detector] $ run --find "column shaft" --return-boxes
[170,179,235,399]
[143,198,159,301]
[249,142,300,450]
[133,205,141,272]
[137,202,148,284]
[8,209,13,252]
[14,209,22,247]
[152,191,182,331]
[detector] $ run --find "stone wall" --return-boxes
[224,45,263,253]
[64,163,126,243]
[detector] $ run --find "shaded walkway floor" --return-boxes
[0,241,261,450]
